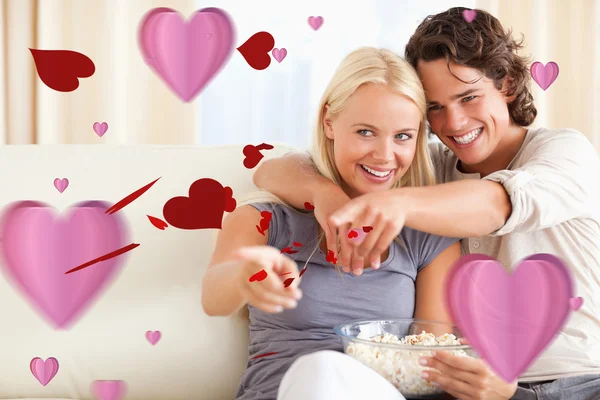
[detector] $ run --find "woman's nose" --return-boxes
[373,140,394,161]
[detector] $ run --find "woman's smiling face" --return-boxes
[324,83,422,198]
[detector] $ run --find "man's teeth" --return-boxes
[361,165,392,177]
[453,128,482,144]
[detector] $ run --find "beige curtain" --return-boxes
[476,0,600,152]
[2,1,599,150]
[0,0,199,145]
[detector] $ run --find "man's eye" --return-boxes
[462,95,477,102]
[428,105,442,111]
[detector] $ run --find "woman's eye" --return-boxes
[396,133,411,140]
[357,129,373,136]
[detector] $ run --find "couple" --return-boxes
[202,7,600,400]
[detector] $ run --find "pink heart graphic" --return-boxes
[446,253,573,382]
[530,61,559,91]
[272,48,287,63]
[462,9,477,23]
[308,16,323,30]
[146,330,162,345]
[138,7,235,102]
[30,357,59,386]
[0,201,129,329]
[54,178,69,193]
[569,296,583,311]
[92,380,127,400]
[93,122,108,137]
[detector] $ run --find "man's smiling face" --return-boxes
[417,59,515,169]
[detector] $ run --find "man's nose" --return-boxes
[444,106,469,133]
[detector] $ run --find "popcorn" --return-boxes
[346,330,469,397]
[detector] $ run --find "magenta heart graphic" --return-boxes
[93,122,108,137]
[0,201,129,329]
[308,16,323,30]
[462,9,477,23]
[138,7,235,102]
[92,380,127,400]
[146,330,162,345]
[569,296,583,311]
[530,61,559,91]
[445,253,573,382]
[54,178,69,193]
[272,48,287,63]
[30,357,59,386]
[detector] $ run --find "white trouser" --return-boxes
[276,350,406,400]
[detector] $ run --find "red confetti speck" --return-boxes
[249,269,268,282]
[304,202,315,210]
[326,250,337,265]
[283,277,295,287]
[293,241,303,247]
[147,215,168,230]
[299,267,307,277]
[252,352,278,359]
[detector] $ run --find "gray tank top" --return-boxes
[236,202,459,399]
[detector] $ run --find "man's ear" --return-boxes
[323,104,334,139]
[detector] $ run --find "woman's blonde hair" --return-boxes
[232,47,437,280]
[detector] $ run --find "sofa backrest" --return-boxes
[0,143,297,399]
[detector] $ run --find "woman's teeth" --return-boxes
[453,128,482,145]
[360,165,392,177]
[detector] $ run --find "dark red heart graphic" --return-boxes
[249,269,268,282]
[163,178,236,229]
[237,32,275,70]
[281,247,298,254]
[304,202,315,210]
[243,143,274,169]
[362,226,373,233]
[29,48,95,92]
[347,230,358,239]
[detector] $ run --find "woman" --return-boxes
[201,47,462,400]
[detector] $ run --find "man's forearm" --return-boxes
[401,180,512,238]
[253,152,338,208]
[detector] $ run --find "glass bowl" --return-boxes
[333,318,478,399]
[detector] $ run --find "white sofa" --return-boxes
[0,143,297,400]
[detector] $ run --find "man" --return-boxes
[252,7,600,400]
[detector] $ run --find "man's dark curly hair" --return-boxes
[405,7,537,127]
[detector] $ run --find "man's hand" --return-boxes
[328,189,408,275]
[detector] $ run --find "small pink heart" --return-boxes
[91,380,127,400]
[93,122,108,137]
[53,178,69,193]
[30,357,59,386]
[530,61,559,91]
[146,330,162,345]
[462,9,477,23]
[446,253,574,383]
[308,16,323,31]
[569,296,584,311]
[272,48,287,63]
